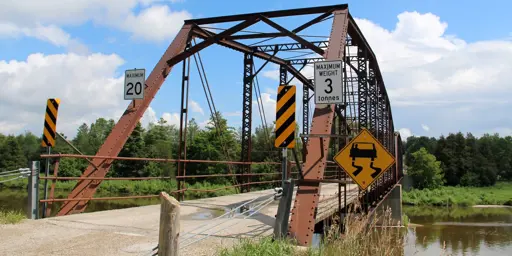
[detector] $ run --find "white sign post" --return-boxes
[124,69,146,100]
[313,60,343,104]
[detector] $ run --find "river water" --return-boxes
[403,206,512,256]
[1,188,511,255]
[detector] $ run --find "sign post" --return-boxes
[314,60,343,104]
[333,128,395,191]
[41,98,60,218]
[124,69,146,100]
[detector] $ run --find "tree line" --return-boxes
[404,132,512,189]
[2,114,510,189]
[0,113,286,186]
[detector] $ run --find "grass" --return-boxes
[219,203,407,256]
[0,178,243,200]
[402,182,512,207]
[0,210,25,224]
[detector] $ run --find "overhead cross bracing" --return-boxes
[51,3,403,247]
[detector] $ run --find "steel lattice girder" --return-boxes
[252,41,329,52]
[357,46,368,130]
[240,53,254,193]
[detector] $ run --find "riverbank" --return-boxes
[402,182,512,206]
[0,177,255,199]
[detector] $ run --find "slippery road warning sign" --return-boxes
[333,128,395,191]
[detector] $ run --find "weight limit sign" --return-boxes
[124,69,146,100]
[313,60,343,104]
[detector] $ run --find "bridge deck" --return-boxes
[0,184,358,256]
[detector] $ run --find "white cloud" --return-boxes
[162,112,180,126]
[421,124,430,132]
[140,106,158,128]
[0,1,191,45]
[189,100,204,115]
[0,52,126,137]
[122,5,192,42]
[399,128,413,140]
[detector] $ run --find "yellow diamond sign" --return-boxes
[333,128,395,191]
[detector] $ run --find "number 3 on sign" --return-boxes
[324,78,332,94]
[124,69,146,100]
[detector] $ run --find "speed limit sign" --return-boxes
[124,69,146,100]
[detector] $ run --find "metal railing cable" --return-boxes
[180,194,277,249]
[0,168,30,183]
[179,191,279,244]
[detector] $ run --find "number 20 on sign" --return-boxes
[124,69,146,100]
[314,60,343,104]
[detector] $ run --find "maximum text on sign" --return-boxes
[314,60,343,104]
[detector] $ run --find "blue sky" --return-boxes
[0,0,511,140]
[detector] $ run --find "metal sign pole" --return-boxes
[42,147,50,218]
[281,148,287,188]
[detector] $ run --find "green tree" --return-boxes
[407,147,445,189]
[0,135,27,171]
[114,122,147,177]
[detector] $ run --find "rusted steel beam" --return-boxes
[258,15,325,56]
[46,159,59,217]
[192,27,314,91]
[252,42,328,53]
[39,172,282,181]
[55,25,194,216]
[288,8,349,246]
[167,17,260,67]
[184,4,346,25]
[40,153,281,165]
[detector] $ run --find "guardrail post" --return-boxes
[273,179,294,239]
[159,192,180,256]
[27,161,40,219]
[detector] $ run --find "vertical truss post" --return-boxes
[357,44,369,208]
[279,64,288,185]
[368,64,378,200]
[280,65,288,84]
[177,43,192,201]
[383,97,389,186]
[289,8,349,246]
[56,25,193,216]
[302,82,309,162]
[357,46,368,130]
[241,53,254,193]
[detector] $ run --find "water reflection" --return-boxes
[0,188,160,217]
[404,206,512,256]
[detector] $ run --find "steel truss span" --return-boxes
[55,4,403,246]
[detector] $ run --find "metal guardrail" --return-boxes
[0,168,30,184]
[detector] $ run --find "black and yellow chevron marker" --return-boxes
[275,85,296,148]
[41,98,60,147]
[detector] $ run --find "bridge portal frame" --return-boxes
[53,3,400,246]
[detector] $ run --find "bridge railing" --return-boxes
[36,153,342,217]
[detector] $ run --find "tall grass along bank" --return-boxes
[219,203,407,256]
[403,182,512,206]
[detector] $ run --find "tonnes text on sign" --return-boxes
[314,60,343,104]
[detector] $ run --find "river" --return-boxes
[1,188,512,255]
[403,205,512,255]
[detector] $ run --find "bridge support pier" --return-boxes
[375,184,402,225]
